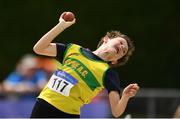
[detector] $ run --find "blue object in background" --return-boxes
[0,99,36,118]
[0,98,111,118]
[81,99,111,118]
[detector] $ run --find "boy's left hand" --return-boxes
[122,83,139,98]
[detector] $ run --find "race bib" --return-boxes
[47,70,78,96]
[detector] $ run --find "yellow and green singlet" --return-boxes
[38,44,110,115]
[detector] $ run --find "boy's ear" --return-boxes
[103,36,109,43]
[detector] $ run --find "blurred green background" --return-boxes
[0,0,180,88]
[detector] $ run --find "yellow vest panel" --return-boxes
[38,44,109,114]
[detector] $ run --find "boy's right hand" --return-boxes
[59,12,76,29]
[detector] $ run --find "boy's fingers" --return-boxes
[132,85,139,90]
[129,89,138,92]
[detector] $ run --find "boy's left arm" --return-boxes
[109,83,139,117]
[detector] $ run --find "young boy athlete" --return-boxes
[31,12,139,118]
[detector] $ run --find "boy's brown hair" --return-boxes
[97,31,135,67]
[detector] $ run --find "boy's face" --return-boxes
[101,37,128,64]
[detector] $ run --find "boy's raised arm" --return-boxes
[33,12,76,57]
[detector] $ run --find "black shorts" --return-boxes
[30,98,80,118]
